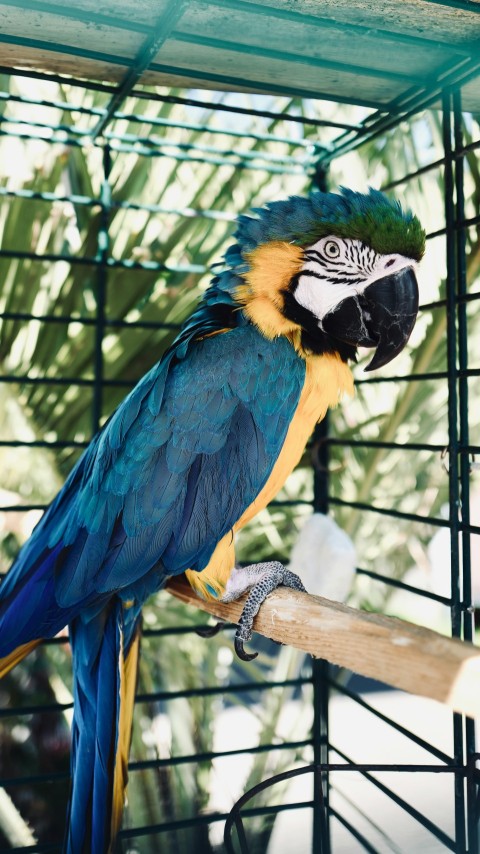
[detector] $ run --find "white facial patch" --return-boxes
[293,236,417,324]
[294,272,355,322]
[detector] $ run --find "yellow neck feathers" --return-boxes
[235,241,305,342]
[185,241,355,602]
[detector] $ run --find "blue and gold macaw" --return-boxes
[0,188,424,852]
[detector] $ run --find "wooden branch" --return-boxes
[166,577,480,719]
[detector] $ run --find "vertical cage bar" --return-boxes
[443,88,467,854]
[92,144,111,434]
[312,420,331,854]
[453,88,478,853]
[452,90,473,644]
[310,164,331,854]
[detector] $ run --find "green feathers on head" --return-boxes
[232,187,425,264]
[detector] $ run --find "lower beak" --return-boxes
[321,266,419,371]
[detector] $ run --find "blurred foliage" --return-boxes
[0,73,479,851]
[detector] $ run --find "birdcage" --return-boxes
[0,2,479,853]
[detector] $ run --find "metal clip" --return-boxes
[441,448,480,475]
[470,454,480,473]
[311,438,345,475]
[440,446,449,474]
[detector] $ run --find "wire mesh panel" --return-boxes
[0,33,479,854]
[315,88,480,854]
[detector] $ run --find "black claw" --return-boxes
[235,634,258,661]
[195,621,226,638]
[231,563,306,662]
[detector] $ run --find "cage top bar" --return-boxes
[1,0,480,142]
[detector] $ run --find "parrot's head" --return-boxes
[229,188,425,370]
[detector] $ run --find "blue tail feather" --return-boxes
[66,601,125,853]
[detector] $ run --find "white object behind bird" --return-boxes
[288,512,356,602]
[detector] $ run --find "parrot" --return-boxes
[0,188,425,852]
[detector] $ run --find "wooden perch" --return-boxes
[166,576,480,719]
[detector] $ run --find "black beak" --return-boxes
[321,267,419,371]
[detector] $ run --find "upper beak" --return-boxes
[321,266,419,371]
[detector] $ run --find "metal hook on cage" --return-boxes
[441,447,480,476]
[440,446,450,475]
[469,454,480,473]
[311,437,345,476]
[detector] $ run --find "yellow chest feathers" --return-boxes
[235,352,353,529]
[232,237,355,523]
[186,351,353,599]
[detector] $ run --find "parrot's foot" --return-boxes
[222,562,306,661]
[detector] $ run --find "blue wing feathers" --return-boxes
[0,325,304,652]
[0,311,305,854]
[0,543,98,655]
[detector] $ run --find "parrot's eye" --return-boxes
[323,240,341,259]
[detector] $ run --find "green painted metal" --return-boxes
[454,88,478,854]
[333,747,457,850]
[422,0,480,13]
[149,61,386,110]
[318,55,480,165]
[0,0,152,33]
[170,31,429,85]
[0,123,316,174]
[90,0,190,138]
[0,31,133,69]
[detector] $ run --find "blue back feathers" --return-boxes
[0,325,305,651]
